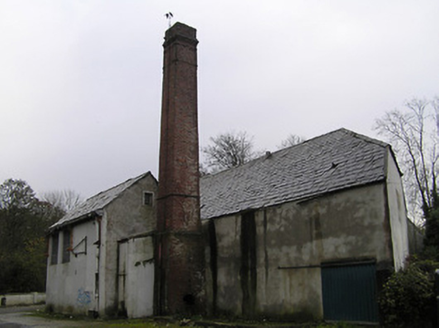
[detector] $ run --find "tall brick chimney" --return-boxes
[155,22,205,315]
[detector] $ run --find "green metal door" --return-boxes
[321,262,379,323]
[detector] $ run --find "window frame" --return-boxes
[143,191,154,206]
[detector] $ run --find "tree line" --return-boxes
[0,179,82,293]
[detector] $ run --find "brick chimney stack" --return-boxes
[156,22,205,315]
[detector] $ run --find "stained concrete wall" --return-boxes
[205,182,396,320]
[207,214,242,315]
[46,219,98,315]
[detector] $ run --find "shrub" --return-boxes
[378,263,435,327]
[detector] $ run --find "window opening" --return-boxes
[143,192,154,206]
[51,233,59,265]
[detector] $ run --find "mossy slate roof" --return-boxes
[200,128,391,220]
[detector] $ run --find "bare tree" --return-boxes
[41,189,83,215]
[374,97,439,223]
[278,134,306,149]
[202,131,260,173]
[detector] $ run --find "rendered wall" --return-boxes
[205,183,394,319]
[118,235,155,318]
[100,175,157,316]
[46,220,98,315]
[1,292,46,306]
[46,174,157,317]
[385,151,409,270]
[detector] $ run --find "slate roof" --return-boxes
[49,172,154,231]
[200,128,391,220]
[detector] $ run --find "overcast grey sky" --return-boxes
[1,0,438,199]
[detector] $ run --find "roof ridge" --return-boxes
[339,129,389,148]
[201,128,388,181]
[84,171,151,202]
[200,128,389,220]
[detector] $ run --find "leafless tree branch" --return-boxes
[374,97,439,223]
[201,131,260,173]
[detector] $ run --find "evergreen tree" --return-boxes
[0,179,61,293]
[423,180,439,260]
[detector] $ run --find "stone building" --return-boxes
[46,128,409,322]
[201,128,408,322]
[45,22,409,324]
[46,172,157,317]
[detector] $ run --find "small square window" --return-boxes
[143,192,153,206]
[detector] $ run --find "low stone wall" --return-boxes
[0,292,45,307]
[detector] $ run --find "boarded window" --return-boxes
[50,233,59,265]
[62,230,71,263]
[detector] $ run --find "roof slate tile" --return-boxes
[200,128,389,220]
[50,172,153,230]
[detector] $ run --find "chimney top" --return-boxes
[164,22,198,46]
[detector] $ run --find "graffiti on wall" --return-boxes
[76,288,91,307]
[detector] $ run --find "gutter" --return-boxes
[48,210,104,233]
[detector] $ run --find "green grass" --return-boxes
[30,309,367,327]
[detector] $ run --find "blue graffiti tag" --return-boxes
[76,288,91,306]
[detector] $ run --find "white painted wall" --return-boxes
[118,235,155,318]
[46,219,98,315]
[386,151,409,270]
[46,174,158,317]
[0,292,45,306]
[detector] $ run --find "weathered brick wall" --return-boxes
[156,22,205,316]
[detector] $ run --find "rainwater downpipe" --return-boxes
[95,215,102,313]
